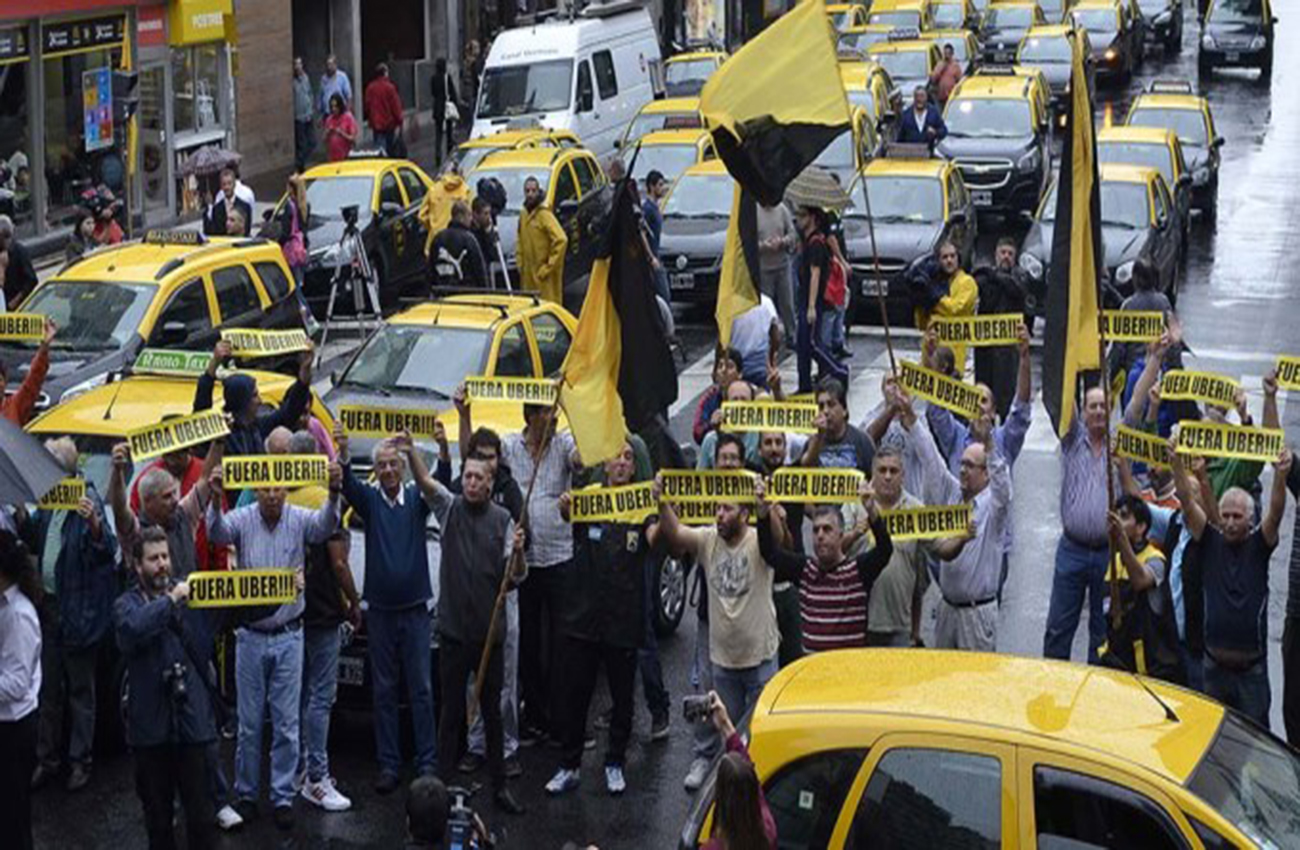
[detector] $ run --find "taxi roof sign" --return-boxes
[1148,78,1194,94]
[888,26,923,40]
[346,148,387,159]
[975,64,1018,76]
[143,229,207,246]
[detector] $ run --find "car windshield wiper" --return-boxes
[341,380,390,396]
[1100,218,1139,229]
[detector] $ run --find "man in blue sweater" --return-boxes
[336,423,438,796]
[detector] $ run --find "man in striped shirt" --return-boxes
[754,483,894,653]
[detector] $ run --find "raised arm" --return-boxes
[107,442,138,543]
[1108,510,1158,593]
[654,475,704,560]
[204,466,236,547]
[8,318,54,424]
[454,383,473,463]
[193,340,231,413]
[303,462,343,545]
[1263,370,1280,430]
[395,431,454,525]
[1170,433,1206,540]
[1262,451,1292,548]
[1015,321,1032,405]
[852,491,893,589]
[260,348,314,437]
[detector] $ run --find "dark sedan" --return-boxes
[1071,1,1141,81]
[658,160,733,305]
[1199,0,1276,77]
[979,2,1047,63]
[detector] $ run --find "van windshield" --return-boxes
[478,60,574,119]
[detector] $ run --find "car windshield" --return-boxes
[1209,0,1263,23]
[17,281,155,351]
[1019,35,1073,61]
[1099,141,1175,186]
[1138,0,1168,11]
[666,59,716,87]
[841,31,891,52]
[1043,180,1149,228]
[813,127,857,171]
[623,111,697,147]
[985,6,1036,26]
[849,175,944,222]
[341,325,492,398]
[447,145,503,176]
[466,167,550,214]
[477,59,573,119]
[933,5,967,26]
[869,10,923,26]
[302,176,374,225]
[1188,712,1300,848]
[874,50,930,80]
[946,98,1033,137]
[664,174,734,218]
[630,144,702,185]
[1129,108,1210,147]
[1039,0,1066,15]
[1073,8,1119,31]
[832,10,858,28]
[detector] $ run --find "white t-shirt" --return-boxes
[699,526,779,669]
[729,295,779,373]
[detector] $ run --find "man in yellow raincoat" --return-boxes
[914,240,978,372]
[517,176,567,304]
[420,170,472,256]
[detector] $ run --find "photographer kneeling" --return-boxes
[699,691,777,850]
[114,526,220,850]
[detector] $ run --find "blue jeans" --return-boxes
[469,590,518,759]
[373,129,398,156]
[831,304,847,351]
[1205,655,1271,728]
[691,614,717,761]
[712,657,779,730]
[640,558,669,720]
[300,625,341,783]
[796,296,849,394]
[368,605,436,777]
[1043,536,1110,663]
[235,627,303,807]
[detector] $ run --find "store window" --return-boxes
[0,29,35,235]
[172,43,224,136]
[43,44,123,229]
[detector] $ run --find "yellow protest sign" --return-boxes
[221,455,329,490]
[786,393,816,404]
[338,406,440,440]
[1276,355,1300,392]
[0,313,45,341]
[931,314,1022,348]
[898,360,984,420]
[1102,310,1165,343]
[1114,425,1171,470]
[1160,370,1239,408]
[766,468,864,504]
[673,501,757,526]
[220,328,312,358]
[37,479,87,510]
[188,569,300,608]
[1176,421,1285,463]
[568,482,658,523]
[721,400,819,434]
[880,504,972,542]
[464,376,559,405]
[660,470,758,503]
[127,410,230,462]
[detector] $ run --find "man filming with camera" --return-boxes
[114,525,221,850]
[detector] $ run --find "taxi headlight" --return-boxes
[1249,35,1266,49]
[1115,260,1136,285]
[1020,251,1044,280]
[1017,148,1041,172]
[60,371,110,403]
[1104,47,1119,61]
[1201,33,1216,48]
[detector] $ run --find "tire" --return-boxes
[653,554,688,637]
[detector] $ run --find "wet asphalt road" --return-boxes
[33,9,1300,848]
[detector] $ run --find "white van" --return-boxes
[471,1,664,159]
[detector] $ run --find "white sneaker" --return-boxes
[684,758,711,792]
[215,804,244,831]
[605,765,627,795]
[301,777,353,812]
[545,768,581,796]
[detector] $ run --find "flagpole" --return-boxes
[1096,303,1122,629]
[854,175,898,375]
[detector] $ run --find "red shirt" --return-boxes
[1,345,48,425]
[363,77,404,133]
[324,111,359,161]
[128,455,229,571]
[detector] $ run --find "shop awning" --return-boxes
[169,0,231,45]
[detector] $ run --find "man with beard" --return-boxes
[517,176,567,304]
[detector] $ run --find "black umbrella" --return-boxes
[0,417,66,506]
[179,145,242,178]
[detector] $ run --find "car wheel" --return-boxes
[653,554,688,637]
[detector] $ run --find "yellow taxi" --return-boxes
[681,650,1300,849]
[840,61,903,133]
[282,155,436,314]
[0,230,307,411]
[321,293,574,463]
[441,127,582,178]
[866,37,942,101]
[1017,24,1096,113]
[929,0,979,29]
[828,2,871,30]
[465,146,610,300]
[919,28,981,71]
[1097,125,1192,235]
[664,49,727,96]
[838,23,897,56]
[1069,0,1141,79]
[985,63,1054,124]
[978,0,1049,62]
[866,0,935,29]
[617,97,703,152]
[1126,80,1222,215]
[627,128,717,186]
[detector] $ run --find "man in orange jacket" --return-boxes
[1,317,55,425]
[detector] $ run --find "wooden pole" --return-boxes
[1095,295,1122,629]
[854,171,898,376]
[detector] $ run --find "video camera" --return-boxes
[340,204,361,232]
[445,786,496,850]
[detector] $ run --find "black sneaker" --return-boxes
[649,712,670,741]
[504,755,523,779]
[457,753,485,774]
[65,763,91,792]
[273,805,294,831]
[234,800,259,824]
[374,772,401,795]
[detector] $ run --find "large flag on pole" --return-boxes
[1042,31,1103,438]
[701,0,851,345]
[560,179,677,464]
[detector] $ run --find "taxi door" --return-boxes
[825,732,1019,848]
[1017,749,1203,849]
[374,169,417,285]
[397,166,433,280]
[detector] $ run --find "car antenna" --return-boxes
[102,372,125,421]
[1107,651,1180,723]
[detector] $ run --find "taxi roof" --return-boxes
[56,236,260,285]
[842,22,895,33]
[867,39,935,53]
[1072,0,1122,10]
[1099,125,1178,145]
[472,148,572,170]
[666,50,725,63]
[1025,22,1077,35]
[871,0,927,10]
[864,157,949,178]
[762,650,1223,783]
[839,60,888,85]
[951,74,1033,98]
[989,0,1043,7]
[679,160,731,180]
[921,28,976,38]
[457,128,577,149]
[1131,92,1207,111]
[826,3,859,10]
[635,128,712,146]
[27,370,303,439]
[301,158,404,179]
[1100,162,1161,184]
[387,293,551,330]
[638,96,701,115]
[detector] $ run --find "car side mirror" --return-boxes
[379,201,403,218]
[156,321,188,347]
[613,139,622,150]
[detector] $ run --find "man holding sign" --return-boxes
[205,457,341,831]
[0,316,54,426]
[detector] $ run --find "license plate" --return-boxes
[670,273,695,290]
[994,51,1011,62]
[337,655,364,687]
[1226,51,1240,61]
[860,278,888,296]
[972,190,993,207]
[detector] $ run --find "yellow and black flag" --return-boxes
[1042,31,1103,438]
[560,179,678,464]
[701,0,850,345]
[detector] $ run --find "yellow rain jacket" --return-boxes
[915,269,978,372]
[517,205,568,304]
[420,174,472,255]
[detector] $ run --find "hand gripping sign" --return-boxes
[221,455,330,490]
[187,569,299,608]
[127,410,231,462]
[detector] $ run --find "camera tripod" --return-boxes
[317,213,383,368]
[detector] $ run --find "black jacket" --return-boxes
[4,238,37,307]
[430,72,459,119]
[429,221,488,288]
[203,196,253,237]
[973,264,1029,315]
[193,372,311,458]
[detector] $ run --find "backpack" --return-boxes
[808,233,847,307]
